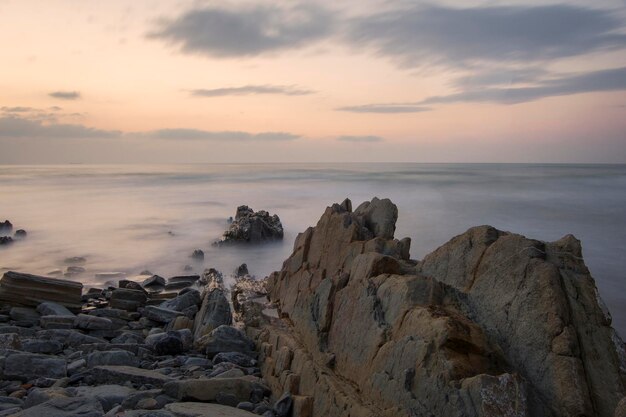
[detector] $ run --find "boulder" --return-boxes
[91,366,172,387]
[161,289,202,312]
[109,288,147,311]
[74,314,116,330]
[193,288,232,341]
[13,229,27,239]
[36,302,74,317]
[146,329,193,354]
[0,236,13,245]
[142,274,166,290]
[216,206,283,245]
[163,376,269,403]
[0,272,83,311]
[142,306,184,323]
[199,325,255,358]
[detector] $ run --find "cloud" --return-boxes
[144,129,300,141]
[1,106,35,113]
[347,4,626,67]
[336,104,431,113]
[190,85,314,97]
[0,116,120,139]
[148,4,334,57]
[337,135,384,143]
[49,91,81,100]
[419,66,626,105]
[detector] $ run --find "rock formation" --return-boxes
[216,206,284,245]
[242,197,626,417]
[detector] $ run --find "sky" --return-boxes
[0,0,625,163]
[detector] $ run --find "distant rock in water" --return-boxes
[215,205,283,245]
[191,249,204,260]
[0,220,12,234]
[64,256,86,265]
[14,229,27,239]
[0,236,13,245]
[239,197,626,417]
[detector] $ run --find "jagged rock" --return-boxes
[216,206,283,245]
[258,198,626,417]
[235,263,249,277]
[0,236,13,245]
[119,279,147,293]
[0,272,83,311]
[273,392,293,417]
[193,288,232,342]
[165,275,200,291]
[213,352,257,368]
[199,325,255,358]
[191,250,204,260]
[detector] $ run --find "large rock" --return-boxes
[36,302,74,317]
[193,288,232,341]
[257,198,626,417]
[217,206,283,244]
[199,325,256,358]
[109,288,147,311]
[161,289,202,312]
[0,272,83,311]
[91,365,172,387]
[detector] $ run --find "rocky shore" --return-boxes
[0,198,624,417]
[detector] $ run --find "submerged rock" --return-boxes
[216,206,283,245]
[0,220,12,234]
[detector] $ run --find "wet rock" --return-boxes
[273,392,293,417]
[235,263,249,277]
[165,275,199,291]
[64,266,85,277]
[0,272,83,311]
[95,272,126,280]
[118,280,147,293]
[64,257,86,265]
[216,206,284,245]
[0,236,13,245]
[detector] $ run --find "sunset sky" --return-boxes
[1,0,625,163]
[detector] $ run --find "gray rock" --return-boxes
[36,329,106,348]
[74,314,115,330]
[201,325,255,358]
[12,396,103,417]
[74,384,136,412]
[39,315,75,329]
[0,333,21,349]
[109,288,147,311]
[142,306,184,323]
[3,353,66,381]
[163,377,269,403]
[273,392,292,417]
[91,366,172,387]
[146,329,192,354]
[20,338,64,354]
[164,402,258,417]
[0,396,23,411]
[22,387,69,408]
[36,302,74,317]
[193,289,232,342]
[142,275,166,289]
[161,290,201,312]
[86,350,139,368]
[9,307,40,323]
[213,352,257,368]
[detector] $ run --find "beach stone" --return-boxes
[0,396,22,411]
[200,325,255,358]
[216,206,283,245]
[142,306,184,323]
[163,376,268,403]
[36,302,74,317]
[143,275,166,289]
[109,288,147,311]
[92,366,172,387]
[86,350,139,368]
[11,396,103,417]
[213,352,257,368]
[161,289,201,312]
[165,402,258,417]
[39,315,76,329]
[36,329,106,348]
[0,272,83,311]
[0,333,21,349]
[20,338,63,354]
[146,329,192,353]
[9,307,39,323]
[3,353,66,381]
[22,387,69,408]
[74,313,115,330]
[74,384,136,412]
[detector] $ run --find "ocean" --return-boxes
[0,163,625,336]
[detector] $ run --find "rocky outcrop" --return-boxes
[216,206,283,245]
[0,220,12,234]
[0,272,83,311]
[248,198,625,417]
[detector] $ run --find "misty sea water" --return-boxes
[0,163,625,336]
